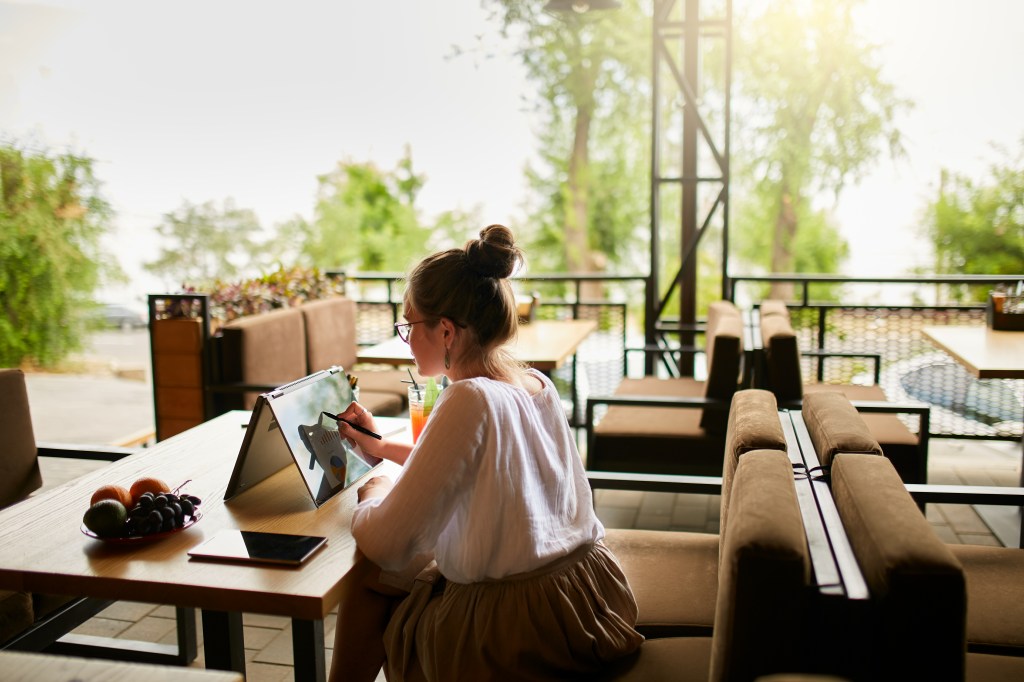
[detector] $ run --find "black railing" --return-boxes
[730,274,1024,441]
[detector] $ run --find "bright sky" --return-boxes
[2,0,1022,305]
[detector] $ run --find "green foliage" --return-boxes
[488,0,650,278]
[925,142,1024,300]
[0,142,120,367]
[287,150,431,274]
[730,0,908,282]
[183,266,345,322]
[145,199,266,288]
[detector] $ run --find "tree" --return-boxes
[487,1,649,294]
[144,199,265,288]
[281,150,431,273]
[924,141,1024,300]
[0,142,120,366]
[730,0,908,299]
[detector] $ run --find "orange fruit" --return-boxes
[129,477,170,505]
[90,484,133,509]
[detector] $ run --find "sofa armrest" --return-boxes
[587,470,723,495]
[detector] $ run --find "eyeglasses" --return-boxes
[394,320,434,343]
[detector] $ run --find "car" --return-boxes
[100,304,147,331]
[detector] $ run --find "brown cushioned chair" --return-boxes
[802,391,1024,680]
[604,453,814,681]
[0,369,196,663]
[598,389,787,639]
[757,300,930,483]
[586,301,747,476]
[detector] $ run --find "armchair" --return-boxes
[800,390,1024,680]
[586,301,747,476]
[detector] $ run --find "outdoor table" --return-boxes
[358,318,597,425]
[0,411,407,682]
[922,325,1024,545]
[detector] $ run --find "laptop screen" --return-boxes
[225,367,381,507]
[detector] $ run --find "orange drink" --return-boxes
[408,386,428,442]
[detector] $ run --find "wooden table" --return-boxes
[0,412,405,682]
[358,319,598,424]
[0,649,243,681]
[921,326,1024,379]
[922,325,1024,543]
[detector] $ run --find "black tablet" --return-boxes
[188,530,328,566]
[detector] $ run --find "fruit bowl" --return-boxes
[81,511,202,544]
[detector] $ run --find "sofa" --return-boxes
[212,297,426,417]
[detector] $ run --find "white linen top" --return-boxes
[351,369,605,583]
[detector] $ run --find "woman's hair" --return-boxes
[405,224,526,380]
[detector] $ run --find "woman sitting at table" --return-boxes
[329,224,642,682]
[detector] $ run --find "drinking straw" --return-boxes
[407,368,421,400]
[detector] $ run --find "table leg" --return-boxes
[291,618,326,682]
[201,610,245,674]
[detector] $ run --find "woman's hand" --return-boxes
[357,475,393,502]
[335,401,382,456]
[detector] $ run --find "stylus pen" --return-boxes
[321,411,383,440]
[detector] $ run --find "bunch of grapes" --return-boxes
[126,491,203,536]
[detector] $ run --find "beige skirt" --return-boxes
[382,542,644,682]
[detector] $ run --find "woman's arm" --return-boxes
[335,401,415,465]
[350,383,487,570]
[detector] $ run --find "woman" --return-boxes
[329,225,642,682]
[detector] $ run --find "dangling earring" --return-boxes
[444,347,451,370]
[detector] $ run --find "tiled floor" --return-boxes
[52,437,1021,680]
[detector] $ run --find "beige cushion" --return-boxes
[760,315,804,402]
[301,297,359,372]
[218,308,308,409]
[759,300,790,319]
[605,529,719,638]
[0,369,43,509]
[831,454,966,679]
[701,305,744,434]
[803,384,924,483]
[950,544,1024,653]
[719,390,786,544]
[606,636,712,682]
[356,390,404,418]
[801,390,883,469]
[0,590,33,645]
[710,452,810,682]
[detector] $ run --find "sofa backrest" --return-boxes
[301,297,359,373]
[801,390,883,469]
[759,310,804,403]
[832,454,966,680]
[759,299,790,319]
[699,301,745,434]
[710,452,811,682]
[0,369,42,509]
[218,307,308,409]
[719,389,787,556]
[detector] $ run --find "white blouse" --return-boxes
[351,369,604,584]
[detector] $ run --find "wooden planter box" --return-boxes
[151,317,205,440]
